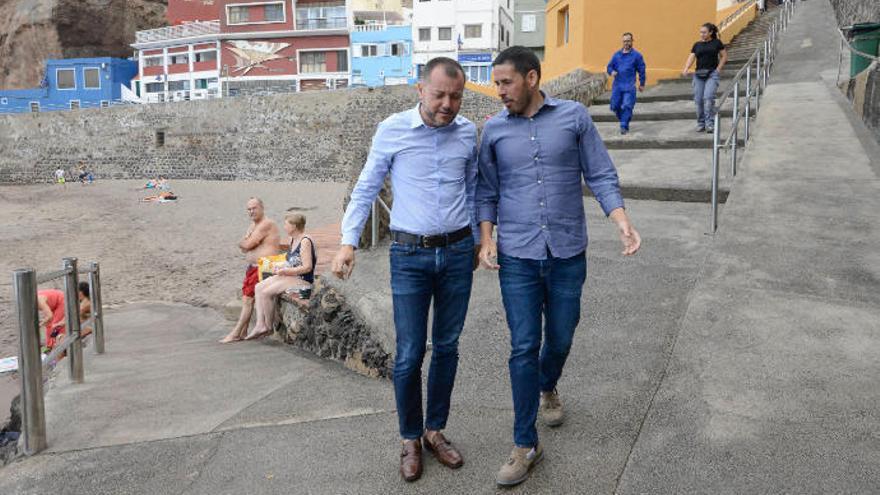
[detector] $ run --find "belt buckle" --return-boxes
[422,234,443,248]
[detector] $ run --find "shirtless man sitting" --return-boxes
[220,197,281,343]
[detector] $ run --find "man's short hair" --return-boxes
[622,32,633,39]
[78,281,90,299]
[421,57,466,82]
[248,197,264,207]
[284,213,306,230]
[492,46,541,81]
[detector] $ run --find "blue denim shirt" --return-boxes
[341,105,479,246]
[607,49,647,90]
[476,95,624,260]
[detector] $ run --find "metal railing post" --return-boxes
[371,200,378,249]
[88,262,105,354]
[745,64,752,141]
[62,258,84,383]
[14,269,47,455]
[710,113,721,233]
[731,80,740,177]
[756,50,762,113]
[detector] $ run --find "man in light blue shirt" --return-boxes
[331,57,478,483]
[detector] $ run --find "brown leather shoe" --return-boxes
[400,439,423,482]
[422,431,464,469]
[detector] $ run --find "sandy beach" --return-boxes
[0,179,348,422]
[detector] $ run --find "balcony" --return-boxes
[135,20,221,45]
[295,17,347,30]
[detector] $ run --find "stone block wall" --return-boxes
[0,85,503,184]
[830,0,880,142]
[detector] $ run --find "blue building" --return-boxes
[350,24,414,87]
[0,58,138,113]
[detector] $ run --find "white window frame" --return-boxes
[418,27,431,41]
[30,101,40,112]
[83,67,101,89]
[297,47,349,74]
[360,44,378,57]
[69,100,81,110]
[438,26,453,41]
[226,1,286,26]
[0,97,7,105]
[144,56,164,67]
[56,68,76,90]
[169,53,189,65]
[100,100,109,108]
[521,14,537,33]
[193,50,218,63]
[464,24,482,39]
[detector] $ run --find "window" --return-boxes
[168,80,190,91]
[195,51,217,63]
[57,69,75,89]
[0,97,7,105]
[418,28,431,41]
[438,27,452,41]
[30,102,40,112]
[296,2,346,30]
[464,24,481,39]
[500,25,505,45]
[100,100,109,108]
[144,56,163,67]
[145,82,164,93]
[83,68,100,89]
[169,53,189,65]
[155,130,165,147]
[464,65,490,83]
[228,6,249,24]
[264,3,284,22]
[300,51,327,73]
[69,100,80,110]
[389,42,406,56]
[506,31,510,46]
[336,50,348,72]
[521,14,536,33]
[558,7,569,46]
[361,44,378,57]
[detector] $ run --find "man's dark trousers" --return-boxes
[390,236,474,440]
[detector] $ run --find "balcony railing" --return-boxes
[295,17,347,30]
[353,23,387,32]
[135,20,221,44]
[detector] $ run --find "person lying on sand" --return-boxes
[141,191,178,202]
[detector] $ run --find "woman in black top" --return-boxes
[682,22,728,133]
[246,213,316,340]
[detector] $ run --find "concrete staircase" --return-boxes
[590,7,782,202]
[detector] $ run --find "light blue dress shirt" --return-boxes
[476,94,624,260]
[341,105,479,246]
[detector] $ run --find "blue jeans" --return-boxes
[610,87,637,130]
[693,70,721,127]
[390,236,474,440]
[498,251,586,447]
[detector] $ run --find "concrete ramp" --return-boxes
[41,302,393,453]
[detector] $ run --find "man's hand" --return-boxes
[638,85,644,92]
[331,245,356,279]
[611,70,618,77]
[609,208,641,256]
[479,238,500,270]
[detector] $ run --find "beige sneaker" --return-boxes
[496,444,544,487]
[540,389,565,427]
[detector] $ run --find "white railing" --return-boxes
[353,23,387,32]
[135,20,221,44]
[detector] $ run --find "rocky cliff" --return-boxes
[0,0,166,89]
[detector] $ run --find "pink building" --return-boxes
[132,0,352,102]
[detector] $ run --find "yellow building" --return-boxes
[542,0,758,86]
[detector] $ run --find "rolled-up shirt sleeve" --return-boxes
[475,129,499,225]
[340,122,393,246]
[577,105,625,216]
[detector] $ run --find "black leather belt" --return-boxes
[391,226,472,248]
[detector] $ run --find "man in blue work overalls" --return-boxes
[606,32,646,135]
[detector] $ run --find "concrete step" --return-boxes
[595,78,752,105]
[596,119,745,150]
[589,99,735,122]
[608,148,731,203]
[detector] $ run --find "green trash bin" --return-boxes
[849,22,880,78]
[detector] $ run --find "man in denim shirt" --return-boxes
[476,46,641,487]
[332,57,479,483]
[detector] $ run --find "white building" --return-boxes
[412,0,514,84]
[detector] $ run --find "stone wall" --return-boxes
[542,68,608,106]
[829,0,880,142]
[0,85,503,184]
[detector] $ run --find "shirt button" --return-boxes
[530,136,535,141]
[541,225,547,229]
[539,201,545,207]
[537,179,543,184]
[534,156,538,161]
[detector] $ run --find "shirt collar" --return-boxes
[410,104,467,129]
[502,91,558,119]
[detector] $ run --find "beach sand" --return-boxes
[0,179,349,423]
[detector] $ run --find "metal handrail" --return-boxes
[12,258,106,455]
[370,197,392,248]
[709,0,797,233]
